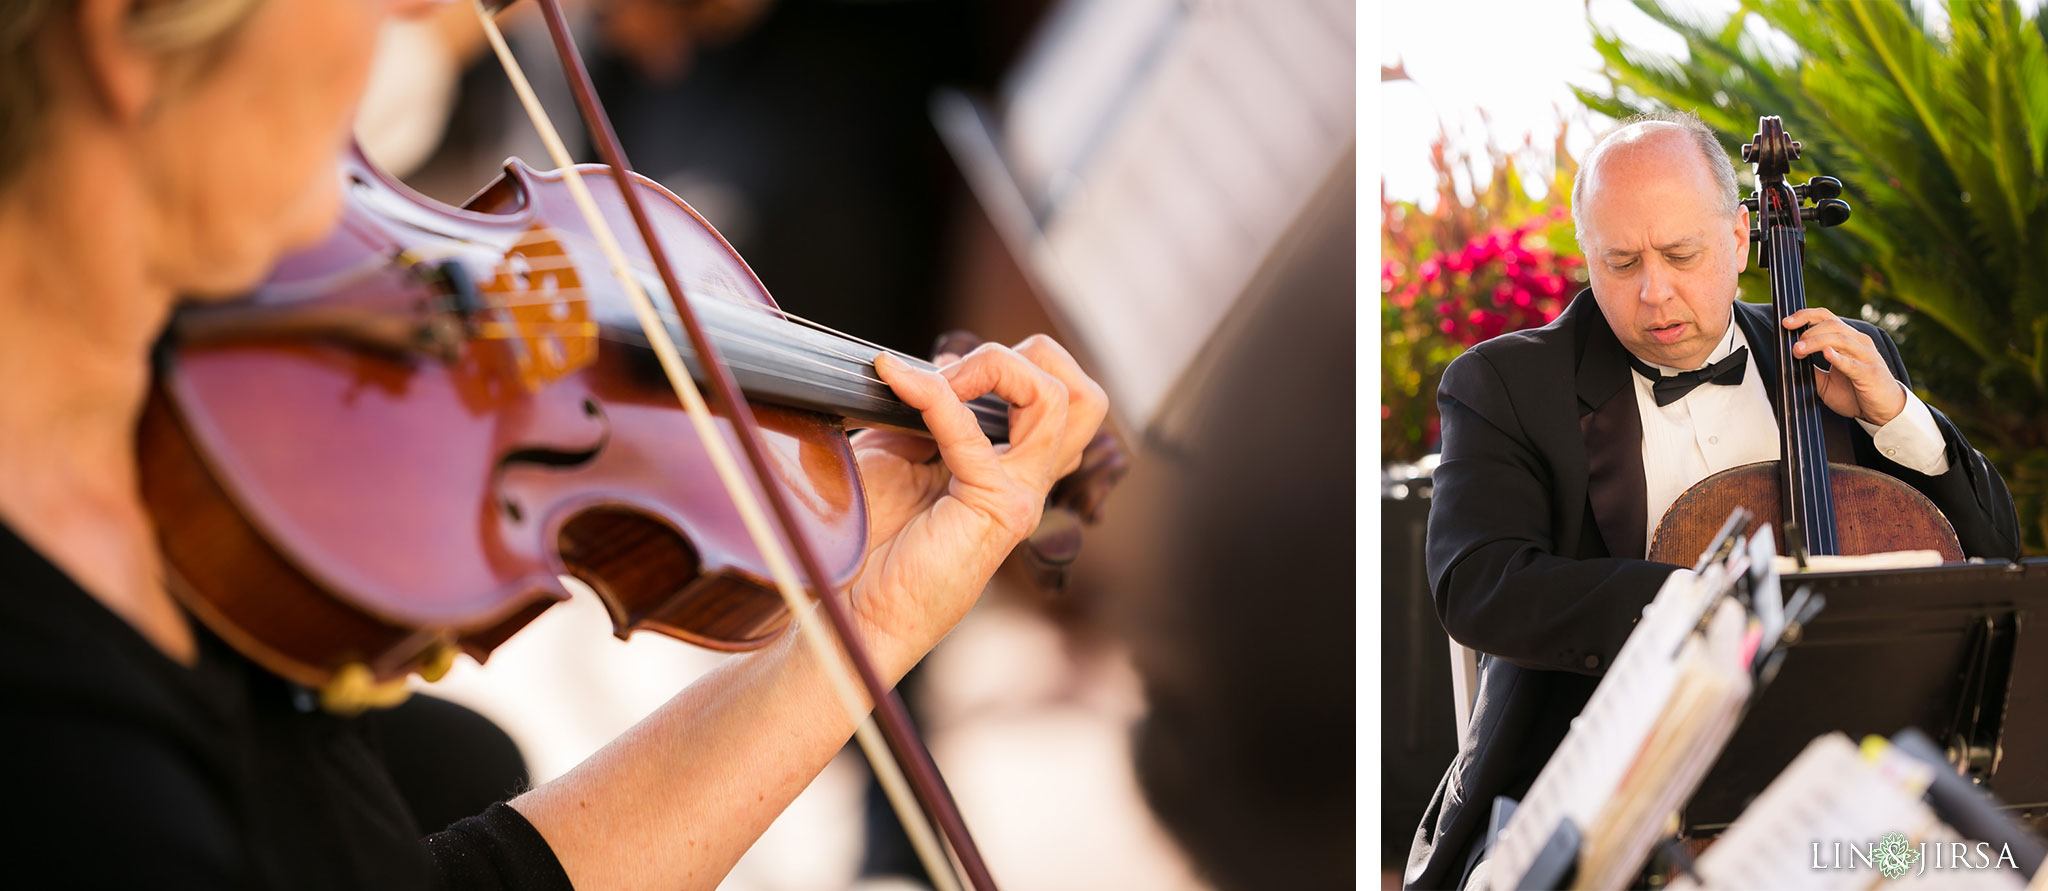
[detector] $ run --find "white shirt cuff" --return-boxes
[1855,385,1950,475]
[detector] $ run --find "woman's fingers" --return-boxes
[1010,334,1110,476]
[938,343,1069,489]
[874,353,1007,491]
[849,428,939,465]
[873,333,1106,547]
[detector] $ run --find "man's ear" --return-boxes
[1732,204,1751,274]
[71,0,159,126]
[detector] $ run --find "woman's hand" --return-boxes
[845,335,1107,664]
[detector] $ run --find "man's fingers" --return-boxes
[940,343,1069,487]
[1011,334,1110,476]
[1794,327,1876,362]
[1782,307,1842,328]
[875,353,1007,489]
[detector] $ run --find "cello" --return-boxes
[1647,115,1962,566]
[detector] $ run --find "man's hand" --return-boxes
[847,335,1108,662]
[1782,307,1908,425]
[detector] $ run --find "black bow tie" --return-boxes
[1628,346,1749,407]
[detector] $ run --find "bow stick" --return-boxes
[469,2,998,888]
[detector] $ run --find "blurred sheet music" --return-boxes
[935,0,1355,430]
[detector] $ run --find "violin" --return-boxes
[1647,115,1962,565]
[135,3,1118,889]
[145,145,1013,685]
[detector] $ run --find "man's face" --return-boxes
[1577,126,1751,370]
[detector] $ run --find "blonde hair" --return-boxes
[0,0,264,185]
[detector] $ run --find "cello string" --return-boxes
[1784,209,1822,553]
[471,9,969,891]
[1774,186,1832,555]
[1790,186,1834,553]
[1769,196,1815,556]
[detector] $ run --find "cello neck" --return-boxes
[1760,180,1838,557]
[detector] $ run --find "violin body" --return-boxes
[1647,461,1963,564]
[140,151,869,691]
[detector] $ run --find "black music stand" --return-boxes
[1684,559,2048,836]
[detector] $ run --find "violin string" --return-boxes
[439,268,905,384]
[440,285,1009,425]
[390,216,947,405]
[474,221,936,369]
[562,324,1008,425]
[371,162,999,425]
[459,289,901,393]
[474,8,967,889]
[472,321,601,338]
[442,285,889,386]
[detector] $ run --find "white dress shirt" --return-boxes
[1634,318,1950,556]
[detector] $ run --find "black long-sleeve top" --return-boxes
[0,520,574,889]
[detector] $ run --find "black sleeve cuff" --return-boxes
[425,802,574,891]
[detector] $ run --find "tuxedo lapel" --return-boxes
[1572,291,1648,560]
[1735,302,1784,422]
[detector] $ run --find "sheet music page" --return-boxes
[1772,550,1945,574]
[974,0,1355,427]
[1483,565,1728,888]
[1576,598,1753,890]
[1668,734,2030,891]
[1748,525,1785,650]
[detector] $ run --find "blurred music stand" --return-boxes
[927,0,1354,438]
[1684,560,2048,836]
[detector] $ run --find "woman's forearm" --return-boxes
[508,607,918,890]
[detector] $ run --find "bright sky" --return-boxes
[1377,0,2048,209]
[1378,0,1733,207]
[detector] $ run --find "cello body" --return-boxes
[1648,461,1962,564]
[1646,115,1963,567]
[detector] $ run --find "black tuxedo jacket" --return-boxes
[1402,290,2020,890]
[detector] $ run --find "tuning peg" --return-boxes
[1806,197,1851,227]
[1740,197,1760,213]
[1795,176,1843,200]
[1746,199,1851,238]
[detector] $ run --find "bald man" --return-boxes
[1403,112,2020,890]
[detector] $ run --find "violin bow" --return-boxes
[467,2,997,889]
